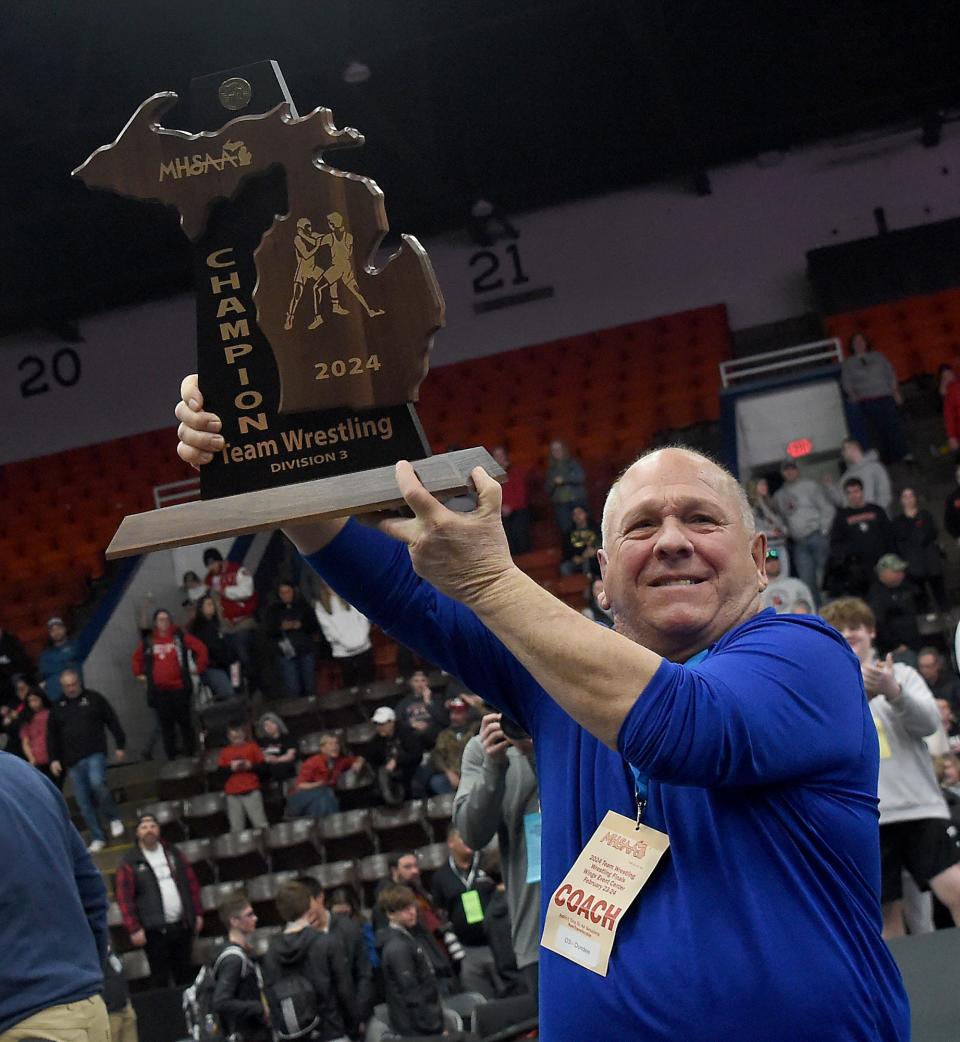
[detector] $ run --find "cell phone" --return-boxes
[500,714,531,742]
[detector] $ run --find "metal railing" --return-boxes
[154,477,201,510]
[719,337,843,389]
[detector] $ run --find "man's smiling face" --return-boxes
[598,449,766,660]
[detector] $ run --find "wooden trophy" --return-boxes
[72,61,502,559]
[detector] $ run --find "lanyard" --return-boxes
[449,852,479,890]
[629,647,711,828]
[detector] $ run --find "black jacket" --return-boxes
[264,598,319,658]
[891,510,944,580]
[366,727,422,782]
[868,580,922,653]
[115,841,200,933]
[430,855,495,948]
[190,616,238,672]
[330,913,374,1020]
[261,927,357,1042]
[944,486,960,540]
[376,925,444,1037]
[46,688,125,767]
[212,943,270,1042]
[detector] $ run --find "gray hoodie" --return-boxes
[827,451,892,511]
[870,662,948,825]
[773,477,835,540]
[453,737,541,970]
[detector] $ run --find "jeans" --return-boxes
[286,785,339,820]
[155,688,195,759]
[70,752,120,843]
[278,653,316,697]
[859,396,909,463]
[203,667,235,700]
[792,531,829,608]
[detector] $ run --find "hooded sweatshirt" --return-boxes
[827,451,893,511]
[870,662,949,824]
[261,927,356,1042]
[773,476,835,540]
[132,626,209,691]
[375,924,444,1037]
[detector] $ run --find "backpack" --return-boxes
[266,943,321,1041]
[183,944,252,1042]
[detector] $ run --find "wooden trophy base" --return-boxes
[105,447,504,560]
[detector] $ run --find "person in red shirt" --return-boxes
[492,446,531,556]
[203,548,259,680]
[19,687,57,786]
[286,732,364,820]
[218,722,268,832]
[131,609,209,759]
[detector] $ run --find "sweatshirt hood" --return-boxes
[272,928,317,964]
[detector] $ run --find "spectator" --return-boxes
[760,548,814,614]
[47,670,126,853]
[421,698,479,796]
[218,723,269,832]
[325,886,375,1025]
[841,332,911,463]
[376,884,445,1038]
[213,892,270,1042]
[934,699,960,754]
[19,686,56,785]
[367,706,422,803]
[371,853,451,951]
[868,554,923,657]
[0,752,108,1042]
[396,670,448,751]
[936,753,960,797]
[825,477,892,597]
[746,477,790,576]
[543,439,588,534]
[312,583,374,689]
[773,458,834,607]
[103,947,138,1042]
[917,648,960,715]
[115,813,204,988]
[264,580,319,698]
[189,594,239,700]
[38,616,83,703]
[203,548,259,678]
[559,505,602,578]
[286,732,363,820]
[132,608,208,759]
[582,576,614,627]
[821,598,960,937]
[430,825,500,998]
[824,438,893,511]
[454,712,541,999]
[493,445,531,556]
[891,487,947,612]
[0,622,33,705]
[943,463,960,544]
[181,570,208,608]
[0,673,29,758]
[257,712,298,786]
[296,876,373,1030]
[261,881,357,1042]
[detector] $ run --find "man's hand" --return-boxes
[351,756,365,772]
[385,758,397,773]
[479,713,509,766]
[130,929,147,947]
[862,654,900,701]
[379,461,515,608]
[51,760,62,778]
[115,750,126,762]
[195,915,205,934]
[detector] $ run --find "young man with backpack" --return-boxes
[211,893,270,1042]
[261,881,357,1042]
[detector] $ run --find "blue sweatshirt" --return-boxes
[307,521,909,1041]
[0,752,107,1033]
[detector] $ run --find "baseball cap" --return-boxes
[447,697,468,712]
[876,553,908,572]
[371,706,396,724]
[136,812,159,827]
[47,616,64,629]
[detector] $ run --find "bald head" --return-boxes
[602,448,754,547]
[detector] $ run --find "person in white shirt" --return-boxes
[821,597,960,938]
[760,548,814,614]
[313,582,375,688]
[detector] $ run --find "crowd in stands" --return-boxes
[6,332,960,1038]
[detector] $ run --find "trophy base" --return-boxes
[105,447,504,560]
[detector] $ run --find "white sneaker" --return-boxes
[88,839,106,853]
[109,819,124,839]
